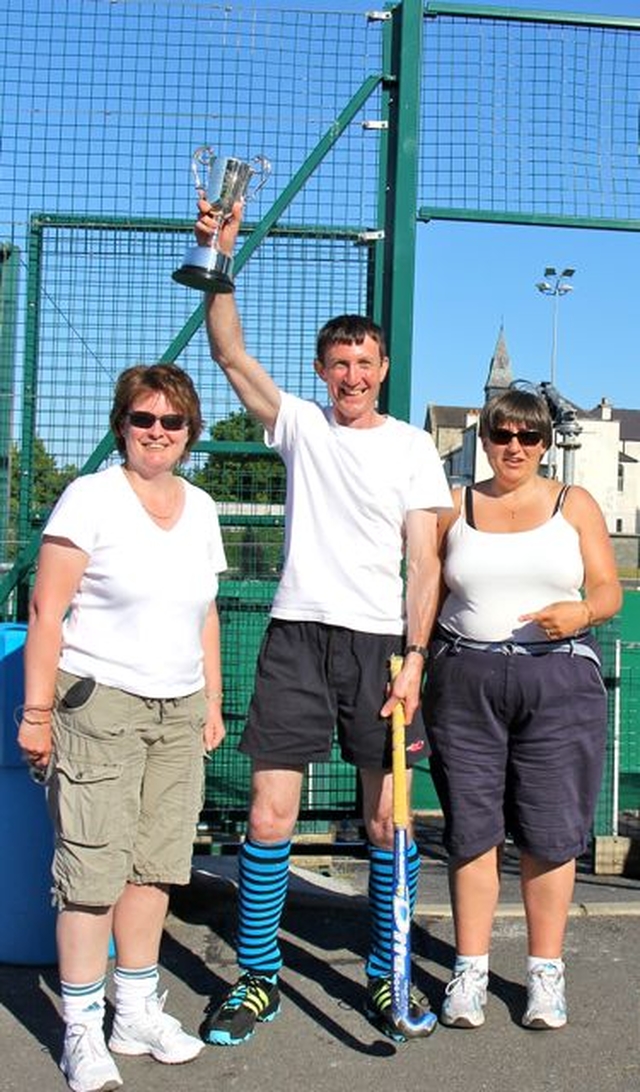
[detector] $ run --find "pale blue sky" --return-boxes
[255,0,640,424]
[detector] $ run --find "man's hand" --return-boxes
[379,655,423,726]
[195,197,243,255]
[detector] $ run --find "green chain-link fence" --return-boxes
[1,0,639,844]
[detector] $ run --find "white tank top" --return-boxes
[439,487,584,642]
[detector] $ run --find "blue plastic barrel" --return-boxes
[0,623,57,964]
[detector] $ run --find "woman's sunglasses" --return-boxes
[127,411,187,431]
[488,427,543,448]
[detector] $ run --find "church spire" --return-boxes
[484,323,513,402]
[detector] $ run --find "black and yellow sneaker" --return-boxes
[200,972,281,1046]
[364,976,436,1042]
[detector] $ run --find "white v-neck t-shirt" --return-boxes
[44,465,227,696]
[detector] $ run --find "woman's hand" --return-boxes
[520,600,593,640]
[203,702,226,755]
[17,714,53,772]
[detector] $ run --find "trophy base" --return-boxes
[172,265,235,293]
[172,246,235,293]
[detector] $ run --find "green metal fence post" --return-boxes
[0,244,19,571]
[16,218,44,618]
[379,0,423,420]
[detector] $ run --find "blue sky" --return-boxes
[254,0,640,424]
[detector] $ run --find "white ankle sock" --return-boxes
[527,956,564,974]
[113,964,159,1018]
[61,978,106,1028]
[454,954,489,974]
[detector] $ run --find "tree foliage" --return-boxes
[191,410,285,505]
[6,438,77,556]
[190,410,285,578]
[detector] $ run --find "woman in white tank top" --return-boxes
[423,387,621,1033]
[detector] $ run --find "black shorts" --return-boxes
[422,633,608,863]
[240,619,427,770]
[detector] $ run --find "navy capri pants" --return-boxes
[422,631,608,864]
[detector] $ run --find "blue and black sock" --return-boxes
[236,837,291,978]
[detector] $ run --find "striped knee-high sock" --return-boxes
[365,841,420,980]
[236,838,291,977]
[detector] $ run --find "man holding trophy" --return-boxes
[186,182,451,1046]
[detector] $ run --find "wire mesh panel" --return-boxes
[1,2,384,231]
[13,225,373,492]
[1,2,386,546]
[593,605,640,845]
[619,645,640,837]
[0,0,388,831]
[617,590,640,838]
[593,619,623,839]
[2,1,639,842]
[421,6,640,224]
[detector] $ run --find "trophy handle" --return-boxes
[247,155,272,199]
[191,145,215,196]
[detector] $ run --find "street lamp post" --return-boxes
[535,266,575,477]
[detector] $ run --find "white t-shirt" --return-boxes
[44,465,227,696]
[266,393,452,634]
[439,506,584,642]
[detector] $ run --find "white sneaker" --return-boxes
[109,989,204,1063]
[61,1022,123,1092]
[522,962,567,1029]
[440,965,488,1028]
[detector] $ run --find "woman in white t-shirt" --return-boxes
[423,387,621,1034]
[17,363,227,1092]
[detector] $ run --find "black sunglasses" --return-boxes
[488,427,543,448]
[127,411,187,431]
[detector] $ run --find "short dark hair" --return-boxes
[479,388,553,449]
[110,363,203,461]
[315,314,387,364]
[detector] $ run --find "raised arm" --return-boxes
[196,200,282,432]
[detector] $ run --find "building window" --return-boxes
[615,519,623,532]
[617,463,624,493]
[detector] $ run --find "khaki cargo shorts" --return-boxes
[49,670,206,909]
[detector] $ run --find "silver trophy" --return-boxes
[172,146,271,292]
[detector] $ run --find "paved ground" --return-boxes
[1,830,639,1092]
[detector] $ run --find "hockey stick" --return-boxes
[389,653,437,1038]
